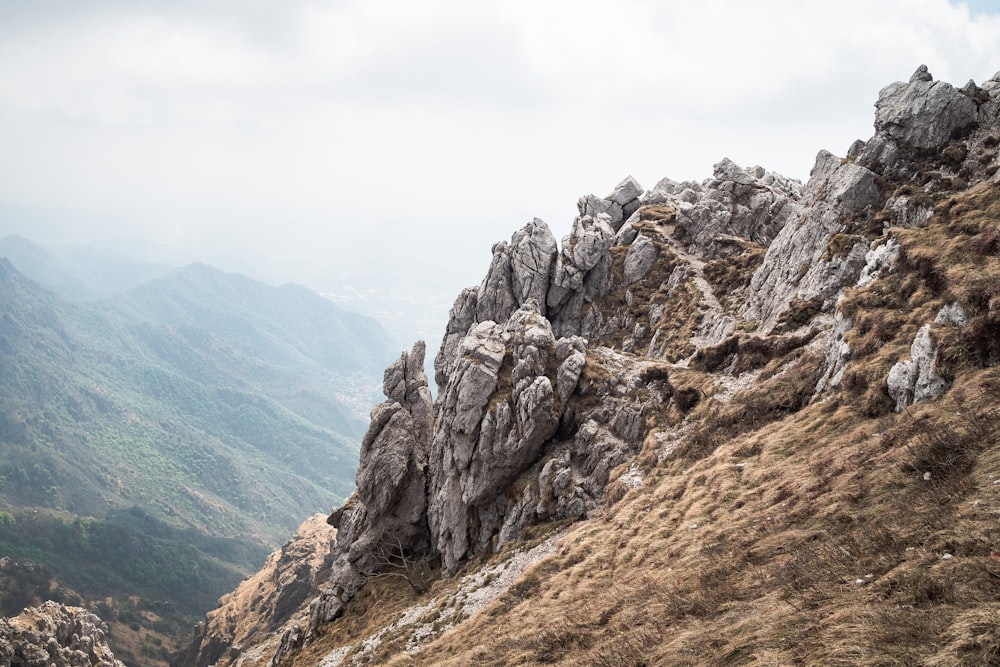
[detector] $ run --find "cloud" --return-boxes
[0,0,999,299]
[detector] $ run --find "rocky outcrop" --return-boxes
[175,515,336,667]
[887,324,948,411]
[647,158,803,259]
[743,150,883,332]
[0,602,124,667]
[887,303,970,411]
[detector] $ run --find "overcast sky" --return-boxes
[1,0,999,340]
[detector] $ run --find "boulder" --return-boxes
[874,66,978,151]
[887,324,948,411]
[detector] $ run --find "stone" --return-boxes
[744,151,883,331]
[887,324,948,411]
[934,302,969,328]
[910,64,933,83]
[815,310,853,394]
[857,239,900,288]
[556,351,586,404]
[874,76,978,151]
[509,219,558,313]
[623,234,658,284]
[477,241,518,324]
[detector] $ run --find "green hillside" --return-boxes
[0,257,395,643]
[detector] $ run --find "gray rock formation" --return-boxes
[857,239,900,288]
[283,340,435,656]
[874,67,978,151]
[623,234,658,284]
[887,324,948,411]
[0,602,124,667]
[428,302,561,574]
[650,158,803,260]
[744,150,882,331]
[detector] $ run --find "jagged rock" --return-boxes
[556,351,586,404]
[429,302,560,574]
[608,175,644,222]
[0,602,123,667]
[873,68,978,151]
[434,287,478,389]
[669,158,803,259]
[887,324,948,411]
[510,219,558,313]
[934,302,969,328]
[477,241,518,325]
[189,67,1000,667]
[744,151,883,331]
[475,219,560,326]
[857,239,901,288]
[177,515,337,667]
[910,64,933,83]
[577,176,643,231]
[547,214,616,311]
[815,311,853,394]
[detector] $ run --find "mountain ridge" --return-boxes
[178,65,1000,666]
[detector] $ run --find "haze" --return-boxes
[1,0,999,345]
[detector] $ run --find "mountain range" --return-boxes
[0,256,396,664]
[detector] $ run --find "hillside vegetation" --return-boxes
[0,259,396,663]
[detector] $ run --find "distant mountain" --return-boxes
[0,258,397,660]
[0,235,175,301]
[107,261,394,380]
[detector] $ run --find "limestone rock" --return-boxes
[510,219,558,312]
[873,72,978,151]
[0,602,123,667]
[668,158,803,259]
[887,324,948,411]
[623,234,658,284]
[177,515,337,667]
[815,311,853,394]
[744,151,883,331]
[476,241,518,325]
[434,287,478,389]
[428,302,560,574]
[577,176,643,231]
[556,351,586,404]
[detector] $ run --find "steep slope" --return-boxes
[181,67,1000,666]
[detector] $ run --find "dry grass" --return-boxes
[703,244,766,310]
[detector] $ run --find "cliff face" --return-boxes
[180,66,1000,666]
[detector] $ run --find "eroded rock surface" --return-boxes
[0,602,124,667]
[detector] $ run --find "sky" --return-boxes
[1,0,999,344]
